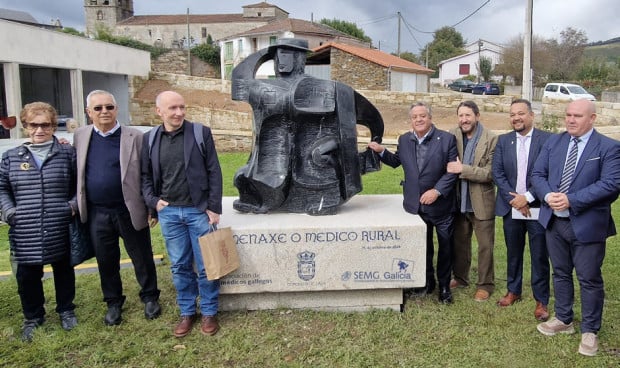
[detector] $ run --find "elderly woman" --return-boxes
[0,102,78,342]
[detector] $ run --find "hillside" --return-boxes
[585,38,620,62]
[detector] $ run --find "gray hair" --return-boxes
[86,90,117,107]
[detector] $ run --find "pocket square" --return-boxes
[585,157,600,161]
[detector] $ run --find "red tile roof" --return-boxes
[227,18,352,39]
[313,42,434,74]
[118,14,270,26]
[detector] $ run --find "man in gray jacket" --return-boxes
[74,90,160,326]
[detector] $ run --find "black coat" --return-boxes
[380,126,458,216]
[0,138,77,265]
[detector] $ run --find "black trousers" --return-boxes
[419,211,454,289]
[88,204,160,307]
[16,257,75,321]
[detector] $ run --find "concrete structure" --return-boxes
[308,43,434,92]
[218,195,427,311]
[0,19,150,139]
[438,39,504,87]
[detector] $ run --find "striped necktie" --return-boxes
[558,137,580,193]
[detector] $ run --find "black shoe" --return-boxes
[144,300,161,320]
[439,287,453,304]
[21,318,44,342]
[104,305,122,326]
[426,281,436,294]
[59,310,78,331]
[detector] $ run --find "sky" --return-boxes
[2,0,618,54]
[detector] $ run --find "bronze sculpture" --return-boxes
[231,38,383,215]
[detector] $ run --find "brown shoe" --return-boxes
[200,316,220,336]
[497,292,521,307]
[449,279,466,289]
[474,289,490,302]
[534,301,550,322]
[174,315,197,338]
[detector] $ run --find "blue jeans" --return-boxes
[158,206,220,316]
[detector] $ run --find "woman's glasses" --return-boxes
[92,105,116,112]
[25,122,53,131]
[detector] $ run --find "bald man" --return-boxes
[531,99,620,356]
[141,91,223,338]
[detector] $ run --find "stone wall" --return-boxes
[151,50,219,78]
[130,74,250,152]
[330,49,388,91]
[129,74,620,151]
[359,90,515,112]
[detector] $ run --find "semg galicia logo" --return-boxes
[343,258,414,282]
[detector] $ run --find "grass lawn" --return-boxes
[0,152,619,367]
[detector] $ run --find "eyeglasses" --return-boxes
[25,122,53,131]
[92,105,116,112]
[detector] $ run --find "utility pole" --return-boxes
[187,8,191,76]
[522,0,533,100]
[397,12,401,57]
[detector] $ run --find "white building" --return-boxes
[0,18,150,139]
[437,39,504,86]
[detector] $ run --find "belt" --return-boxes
[552,214,570,221]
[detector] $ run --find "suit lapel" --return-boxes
[573,130,600,178]
[407,133,421,175]
[119,127,133,182]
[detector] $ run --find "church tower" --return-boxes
[84,0,134,37]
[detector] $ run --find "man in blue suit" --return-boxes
[492,99,552,321]
[368,102,458,304]
[531,99,620,357]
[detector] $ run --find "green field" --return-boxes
[0,152,618,367]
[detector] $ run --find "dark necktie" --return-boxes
[558,137,580,193]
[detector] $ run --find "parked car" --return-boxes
[471,82,500,95]
[543,83,596,101]
[448,79,475,92]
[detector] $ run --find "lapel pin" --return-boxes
[20,163,30,171]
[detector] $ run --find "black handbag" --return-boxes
[69,217,95,266]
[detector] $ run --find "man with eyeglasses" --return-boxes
[73,90,161,326]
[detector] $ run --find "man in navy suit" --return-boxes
[492,99,552,321]
[368,102,458,304]
[531,99,620,356]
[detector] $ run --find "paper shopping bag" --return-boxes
[198,227,240,280]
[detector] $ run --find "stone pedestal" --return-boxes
[218,195,426,311]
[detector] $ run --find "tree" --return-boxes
[421,27,466,77]
[319,18,371,43]
[547,27,588,81]
[479,56,493,82]
[192,42,221,67]
[394,51,421,64]
[494,34,554,85]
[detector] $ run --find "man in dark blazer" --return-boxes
[369,102,458,304]
[531,99,620,357]
[75,90,160,326]
[142,91,223,338]
[492,99,552,321]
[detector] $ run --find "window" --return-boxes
[103,0,109,5]
[458,64,470,75]
[90,0,97,5]
[269,36,277,45]
[201,27,207,38]
[97,10,104,20]
[545,84,557,92]
[224,41,233,61]
[238,39,243,53]
[225,64,234,80]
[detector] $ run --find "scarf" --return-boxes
[460,123,483,213]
